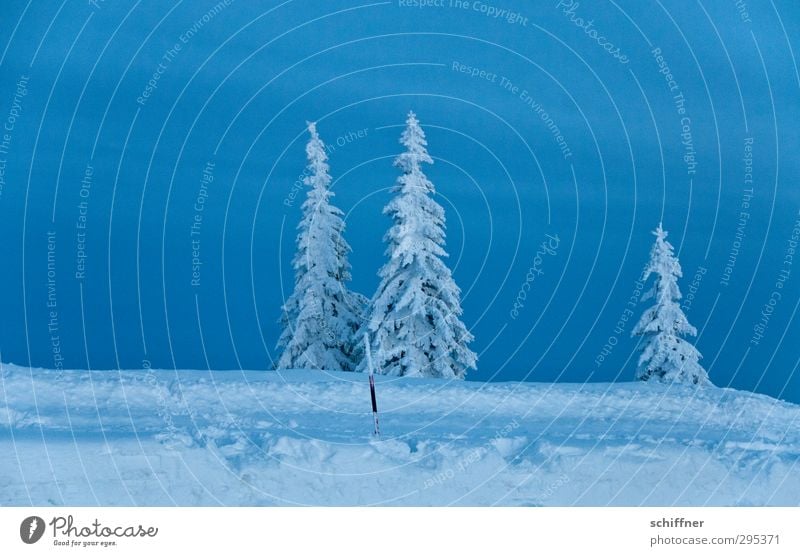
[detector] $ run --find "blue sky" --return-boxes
[0,0,798,402]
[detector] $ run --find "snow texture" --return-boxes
[632,223,710,385]
[363,112,476,379]
[1,364,797,506]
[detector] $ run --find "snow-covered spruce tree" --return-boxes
[276,122,365,371]
[362,111,476,379]
[631,223,709,385]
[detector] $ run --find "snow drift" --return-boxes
[1,364,798,506]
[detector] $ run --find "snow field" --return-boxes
[1,365,798,506]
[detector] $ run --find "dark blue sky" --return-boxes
[0,1,798,402]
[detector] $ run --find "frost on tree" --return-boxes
[276,122,365,372]
[631,223,710,385]
[363,112,477,379]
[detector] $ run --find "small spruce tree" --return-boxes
[276,122,364,371]
[363,111,476,379]
[631,223,709,385]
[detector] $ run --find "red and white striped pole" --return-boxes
[364,334,380,437]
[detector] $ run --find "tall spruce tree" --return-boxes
[276,122,364,371]
[631,223,709,385]
[363,111,476,379]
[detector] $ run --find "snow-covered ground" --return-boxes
[1,364,798,506]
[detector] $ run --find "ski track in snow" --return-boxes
[1,365,798,506]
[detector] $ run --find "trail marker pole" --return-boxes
[364,334,380,437]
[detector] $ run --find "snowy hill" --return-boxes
[1,365,798,506]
